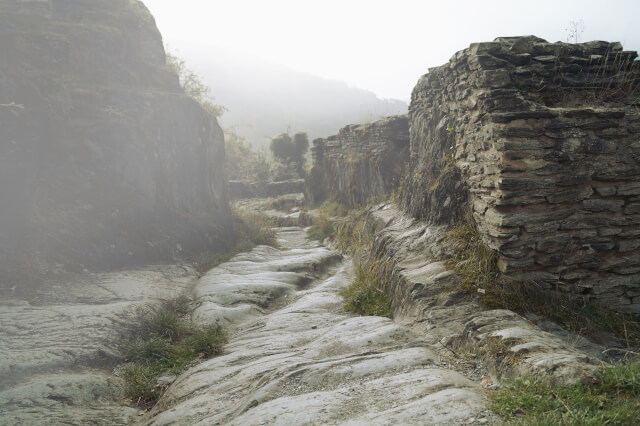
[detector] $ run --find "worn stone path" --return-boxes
[0,226,496,425]
[0,265,198,425]
[141,228,492,425]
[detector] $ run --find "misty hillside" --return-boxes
[173,44,408,146]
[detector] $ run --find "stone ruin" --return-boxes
[305,115,409,207]
[307,36,640,315]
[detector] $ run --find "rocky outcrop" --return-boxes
[400,37,640,314]
[0,0,233,284]
[358,205,601,383]
[305,115,409,207]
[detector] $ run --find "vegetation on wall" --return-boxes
[444,222,640,348]
[165,49,226,117]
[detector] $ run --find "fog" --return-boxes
[1,0,639,423]
[145,0,640,101]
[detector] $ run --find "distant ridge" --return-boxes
[172,43,408,146]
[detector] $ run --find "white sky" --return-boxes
[143,0,640,101]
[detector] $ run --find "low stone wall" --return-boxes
[402,36,640,313]
[305,115,409,207]
[228,179,305,199]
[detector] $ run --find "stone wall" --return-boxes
[402,36,640,314]
[228,179,305,199]
[305,115,409,207]
[0,0,233,284]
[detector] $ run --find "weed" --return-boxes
[306,214,335,242]
[490,360,640,425]
[121,296,227,409]
[318,199,349,217]
[444,223,640,348]
[340,265,391,318]
[332,207,373,255]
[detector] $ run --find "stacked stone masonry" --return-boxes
[402,36,640,314]
[305,115,409,207]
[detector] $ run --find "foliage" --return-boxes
[340,265,391,318]
[306,214,334,242]
[269,161,301,181]
[318,199,349,217]
[491,360,640,425]
[269,132,309,178]
[444,223,640,348]
[225,131,270,182]
[165,49,226,117]
[122,297,227,408]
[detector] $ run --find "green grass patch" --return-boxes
[318,199,349,217]
[306,214,335,242]
[491,360,640,425]
[340,264,391,318]
[121,296,227,409]
[444,223,640,348]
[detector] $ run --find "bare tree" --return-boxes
[565,19,585,43]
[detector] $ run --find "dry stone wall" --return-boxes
[305,115,409,207]
[402,36,640,314]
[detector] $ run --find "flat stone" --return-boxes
[581,199,624,212]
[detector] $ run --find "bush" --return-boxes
[269,131,309,178]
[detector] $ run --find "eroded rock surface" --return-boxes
[142,228,492,425]
[0,265,198,425]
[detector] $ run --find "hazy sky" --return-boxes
[143,0,640,101]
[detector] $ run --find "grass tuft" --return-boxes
[306,214,335,242]
[340,265,391,318]
[491,360,640,425]
[121,296,227,409]
[444,223,640,348]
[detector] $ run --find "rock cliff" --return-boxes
[0,0,233,285]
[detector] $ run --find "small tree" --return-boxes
[225,131,270,182]
[269,131,309,179]
[565,19,584,44]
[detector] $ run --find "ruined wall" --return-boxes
[0,0,233,282]
[305,115,409,207]
[402,36,640,314]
